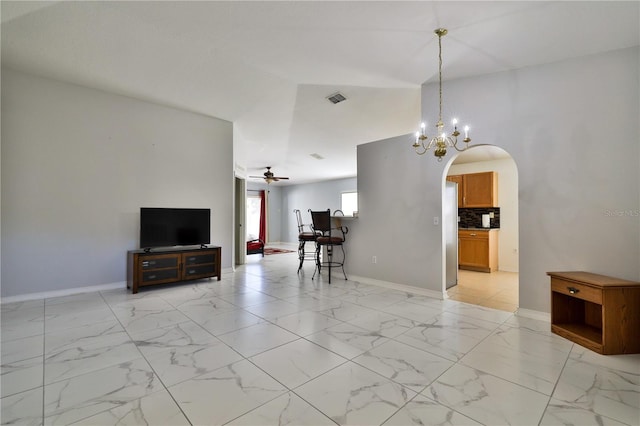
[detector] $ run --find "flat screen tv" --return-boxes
[140,208,210,249]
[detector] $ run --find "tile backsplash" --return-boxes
[458,207,500,228]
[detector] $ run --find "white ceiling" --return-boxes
[2,1,638,184]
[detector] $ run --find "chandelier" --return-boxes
[413,28,472,161]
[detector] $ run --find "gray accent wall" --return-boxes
[1,68,234,298]
[349,47,640,313]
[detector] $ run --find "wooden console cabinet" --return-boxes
[459,229,498,272]
[127,246,221,294]
[548,271,640,355]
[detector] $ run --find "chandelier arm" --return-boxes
[413,144,430,155]
[426,136,437,150]
[449,137,471,152]
[451,142,466,152]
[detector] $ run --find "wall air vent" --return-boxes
[326,92,346,104]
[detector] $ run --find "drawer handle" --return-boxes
[470,233,477,236]
[567,286,580,294]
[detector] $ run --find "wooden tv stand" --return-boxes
[127,246,221,294]
[548,271,640,355]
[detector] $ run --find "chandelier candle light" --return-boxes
[413,28,473,160]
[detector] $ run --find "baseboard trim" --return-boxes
[348,274,445,300]
[515,308,550,322]
[1,281,126,305]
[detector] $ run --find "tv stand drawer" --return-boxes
[184,253,215,266]
[184,264,215,278]
[140,255,179,270]
[142,269,179,283]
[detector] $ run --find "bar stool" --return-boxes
[309,209,348,284]
[294,209,318,272]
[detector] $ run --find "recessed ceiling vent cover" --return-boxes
[327,92,346,104]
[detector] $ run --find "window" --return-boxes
[341,191,358,216]
[246,195,261,240]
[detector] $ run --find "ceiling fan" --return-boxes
[249,167,290,184]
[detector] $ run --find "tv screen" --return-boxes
[140,208,210,248]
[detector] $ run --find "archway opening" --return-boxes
[442,145,519,312]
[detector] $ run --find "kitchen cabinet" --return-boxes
[458,229,498,272]
[447,172,497,207]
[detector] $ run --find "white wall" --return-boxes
[1,68,234,299]
[448,157,519,272]
[281,178,357,243]
[349,47,639,313]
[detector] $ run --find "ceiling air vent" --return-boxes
[326,92,346,104]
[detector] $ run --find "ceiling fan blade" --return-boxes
[248,168,289,182]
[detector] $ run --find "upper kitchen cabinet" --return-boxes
[447,171,498,207]
[464,172,498,207]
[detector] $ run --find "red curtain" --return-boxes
[259,190,266,243]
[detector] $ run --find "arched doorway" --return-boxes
[442,145,519,312]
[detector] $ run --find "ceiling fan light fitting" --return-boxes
[249,166,290,184]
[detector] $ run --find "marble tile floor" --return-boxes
[1,251,638,425]
[448,269,519,313]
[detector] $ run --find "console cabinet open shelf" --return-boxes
[548,271,640,355]
[127,246,221,294]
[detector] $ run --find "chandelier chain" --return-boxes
[438,31,443,124]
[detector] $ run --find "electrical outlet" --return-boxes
[372,256,377,264]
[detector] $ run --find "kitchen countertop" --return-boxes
[459,227,500,230]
